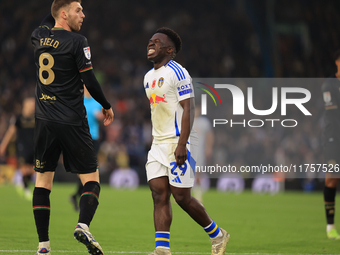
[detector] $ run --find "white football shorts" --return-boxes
[146,142,198,188]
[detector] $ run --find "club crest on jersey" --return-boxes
[151,80,157,90]
[158,77,164,88]
[83,47,91,60]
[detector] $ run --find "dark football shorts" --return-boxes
[17,143,34,165]
[34,118,98,174]
[323,136,340,177]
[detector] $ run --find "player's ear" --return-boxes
[167,47,174,56]
[60,9,67,20]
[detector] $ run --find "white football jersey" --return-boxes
[144,60,198,144]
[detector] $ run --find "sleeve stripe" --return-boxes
[169,62,184,80]
[79,66,93,73]
[171,62,186,79]
[169,65,181,81]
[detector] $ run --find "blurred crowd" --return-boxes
[0,0,338,185]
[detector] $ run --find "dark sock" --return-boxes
[23,175,31,189]
[78,181,100,227]
[324,186,336,225]
[76,180,83,197]
[33,187,51,242]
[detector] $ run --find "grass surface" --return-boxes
[0,184,339,254]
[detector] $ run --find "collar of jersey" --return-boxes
[164,59,173,67]
[51,27,65,30]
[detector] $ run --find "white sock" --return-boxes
[78,223,89,231]
[215,229,223,238]
[157,246,170,250]
[204,222,213,229]
[39,240,50,249]
[327,224,335,233]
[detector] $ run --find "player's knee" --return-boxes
[325,178,339,188]
[151,188,170,205]
[173,192,190,207]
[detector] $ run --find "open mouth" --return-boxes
[148,49,155,56]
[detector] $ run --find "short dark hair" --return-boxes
[334,50,340,62]
[51,0,81,19]
[156,27,182,57]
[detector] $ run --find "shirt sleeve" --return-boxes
[174,69,194,102]
[81,70,111,109]
[74,36,93,73]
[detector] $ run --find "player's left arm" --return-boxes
[76,36,113,126]
[93,102,105,122]
[81,71,114,126]
[175,97,195,166]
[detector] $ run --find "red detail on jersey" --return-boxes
[79,66,93,73]
[152,80,156,89]
[150,93,167,106]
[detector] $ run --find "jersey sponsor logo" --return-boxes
[150,93,167,107]
[83,47,91,60]
[151,80,156,90]
[177,83,192,96]
[39,93,56,101]
[158,77,164,88]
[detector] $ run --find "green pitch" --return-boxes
[0,184,339,254]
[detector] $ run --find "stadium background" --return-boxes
[1,0,340,191]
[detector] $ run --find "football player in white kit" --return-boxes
[144,27,230,255]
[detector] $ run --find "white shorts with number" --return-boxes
[146,142,197,188]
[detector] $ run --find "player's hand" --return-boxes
[102,107,114,126]
[174,143,187,166]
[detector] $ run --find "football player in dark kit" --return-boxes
[322,50,340,240]
[0,97,35,200]
[31,0,114,254]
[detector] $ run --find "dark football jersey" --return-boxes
[31,26,93,126]
[14,114,35,151]
[321,74,340,141]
